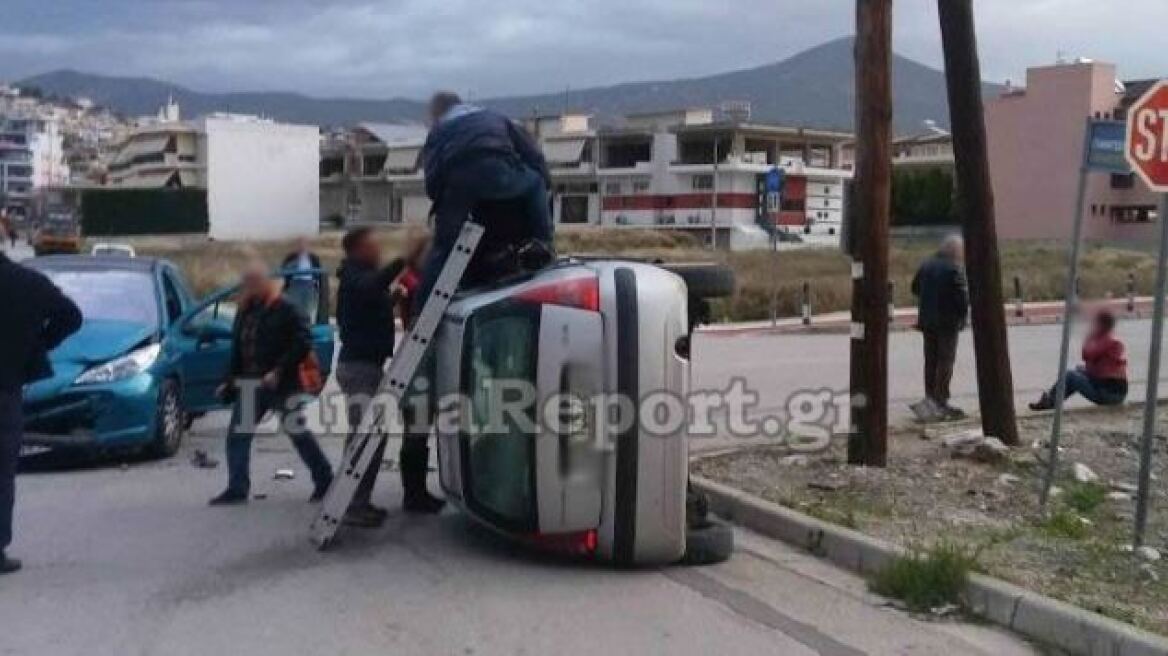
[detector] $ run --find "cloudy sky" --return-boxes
[1,1,1164,99]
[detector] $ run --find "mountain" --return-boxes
[16,38,999,133]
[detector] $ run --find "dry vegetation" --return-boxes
[101,227,1162,322]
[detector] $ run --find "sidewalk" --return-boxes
[699,296,1157,337]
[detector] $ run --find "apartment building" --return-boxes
[0,115,69,218]
[103,103,319,240]
[986,59,1162,241]
[321,108,854,250]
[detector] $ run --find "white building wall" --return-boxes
[204,118,319,240]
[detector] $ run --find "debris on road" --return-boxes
[274,469,295,480]
[190,450,219,469]
[1072,462,1099,484]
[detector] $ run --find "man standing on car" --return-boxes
[910,235,969,422]
[335,227,444,521]
[209,260,333,506]
[281,236,322,320]
[0,252,82,574]
[418,91,553,304]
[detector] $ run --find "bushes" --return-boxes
[892,169,956,227]
[81,189,208,236]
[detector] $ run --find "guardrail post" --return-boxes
[1013,275,1024,318]
[1128,272,1137,314]
[801,281,811,326]
[888,281,896,321]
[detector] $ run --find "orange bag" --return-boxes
[298,351,325,395]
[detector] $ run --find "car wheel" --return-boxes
[679,519,735,566]
[658,263,736,299]
[148,379,184,459]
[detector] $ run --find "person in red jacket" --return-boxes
[1031,309,1128,410]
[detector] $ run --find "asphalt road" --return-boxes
[4,429,1036,656]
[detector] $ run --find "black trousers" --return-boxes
[923,330,959,405]
[0,390,22,554]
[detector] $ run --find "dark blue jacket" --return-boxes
[335,257,405,365]
[912,252,969,333]
[0,253,82,392]
[422,106,549,204]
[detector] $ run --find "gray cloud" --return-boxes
[0,1,1164,98]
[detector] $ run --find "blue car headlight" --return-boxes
[74,343,162,386]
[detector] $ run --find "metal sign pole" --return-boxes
[1040,121,1094,507]
[1134,192,1168,547]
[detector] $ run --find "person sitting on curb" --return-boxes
[1031,308,1128,410]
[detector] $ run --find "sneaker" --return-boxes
[208,490,248,506]
[351,502,389,519]
[910,398,943,423]
[940,404,967,421]
[0,552,22,575]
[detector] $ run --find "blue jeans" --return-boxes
[1056,370,1127,406]
[224,385,332,496]
[418,157,551,310]
[0,390,19,553]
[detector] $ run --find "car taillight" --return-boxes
[522,529,598,557]
[515,276,600,311]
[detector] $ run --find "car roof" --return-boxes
[26,254,163,274]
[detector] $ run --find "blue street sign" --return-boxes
[1085,120,1130,173]
[765,166,785,193]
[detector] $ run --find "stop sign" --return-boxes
[1127,80,1168,192]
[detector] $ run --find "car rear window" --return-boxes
[44,269,159,329]
[461,304,539,530]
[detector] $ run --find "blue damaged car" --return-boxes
[20,255,334,459]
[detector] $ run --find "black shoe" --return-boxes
[940,404,967,421]
[403,489,446,514]
[309,478,333,503]
[343,507,386,528]
[1029,393,1055,412]
[0,553,22,575]
[351,502,389,519]
[208,490,249,506]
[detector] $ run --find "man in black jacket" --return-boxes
[418,91,553,305]
[209,260,333,505]
[0,252,82,574]
[911,235,969,421]
[335,228,444,523]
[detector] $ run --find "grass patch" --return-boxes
[1037,509,1091,540]
[1064,482,1108,516]
[870,542,978,612]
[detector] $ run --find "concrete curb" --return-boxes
[691,474,1168,656]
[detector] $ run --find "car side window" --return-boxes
[161,272,185,325]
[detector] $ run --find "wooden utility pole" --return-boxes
[848,0,893,466]
[937,0,1019,446]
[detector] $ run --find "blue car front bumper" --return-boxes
[22,373,160,450]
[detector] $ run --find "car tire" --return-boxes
[658,263,736,299]
[679,518,735,566]
[148,379,184,459]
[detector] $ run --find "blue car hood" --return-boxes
[24,320,156,402]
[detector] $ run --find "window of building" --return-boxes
[604,181,622,196]
[692,174,714,191]
[1111,173,1135,189]
[632,178,651,194]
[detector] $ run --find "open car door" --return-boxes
[173,269,334,414]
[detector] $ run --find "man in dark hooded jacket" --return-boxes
[911,235,969,421]
[418,91,552,305]
[0,253,82,574]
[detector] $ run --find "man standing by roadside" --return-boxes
[911,235,969,422]
[209,260,333,506]
[335,227,445,524]
[0,252,82,573]
[281,236,322,320]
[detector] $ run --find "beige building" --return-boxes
[986,60,1161,241]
